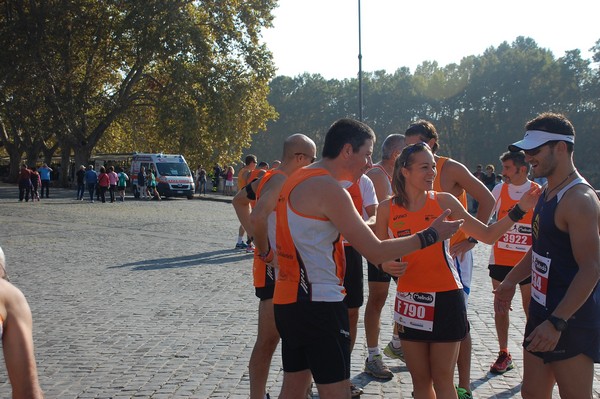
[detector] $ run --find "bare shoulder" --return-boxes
[561,184,600,215]
[0,279,28,315]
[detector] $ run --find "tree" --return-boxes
[0,0,277,184]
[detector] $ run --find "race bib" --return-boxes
[531,251,550,306]
[498,222,532,252]
[394,292,436,332]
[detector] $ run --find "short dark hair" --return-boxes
[525,112,575,153]
[322,118,375,159]
[499,151,528,171]
[244,155,257,165]
[404,120,440,153]
[258,161,269,168]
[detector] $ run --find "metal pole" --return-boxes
[358,0,363,121]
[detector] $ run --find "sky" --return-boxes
[261,0,600,80]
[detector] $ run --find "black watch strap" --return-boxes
[547,315,568,331]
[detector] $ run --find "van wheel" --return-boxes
[187,194,194,200]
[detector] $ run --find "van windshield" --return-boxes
[156,162,191,177]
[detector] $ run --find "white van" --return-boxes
[130,153,195,199]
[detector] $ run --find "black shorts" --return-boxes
[343,246,363,309]
[255,284,275,301]
[488,264,532,285]
[117,185,126,190]
[367,260,395,283]
[398,289,468,343]
[524,312,600,364]
[274,301,350,384]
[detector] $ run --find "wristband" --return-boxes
[467,237,478,244]
[508,204,526,222]
[416,227,439,249]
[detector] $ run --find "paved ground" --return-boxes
[0,183,598,398]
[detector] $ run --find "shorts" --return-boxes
[274,301,350,384]
[397,289,468,343]
[367,260,393,283]
[524,312,600,363]
[117,185,126,190]
[454,250,473,305]
[343,246,363,309]
[488,264,531,285]
[255,284,275,301]
[225,180,234,187]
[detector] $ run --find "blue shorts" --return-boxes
[524,312,600,364]
[274,301,350,384]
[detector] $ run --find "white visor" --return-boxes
[508,130,575,152]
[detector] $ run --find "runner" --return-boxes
[375,142,539,399]
[232,134,317,399]
[495,112,600,398]
[274,118,464,399]
[487,151,539,374]
[363,134,406,379]
[403,120,495,398]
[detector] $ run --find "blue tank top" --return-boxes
[530,177,600,328]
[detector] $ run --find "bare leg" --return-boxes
[249,299,280,399]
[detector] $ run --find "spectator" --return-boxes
[29,167,41,202]
[0,246,45,399]
[137,166,147,200]
[97,166,110,203]
[38,163,52,198]
[17,164,32,202]
[117,168,129,202]
[147,168,161,201]
[482,164,497,191]
[224,166,235,196]
[212,164,222,192]
[84,165,97,203]
[197,166,207,196]
[75,165,86,201]
[107,166,119,203]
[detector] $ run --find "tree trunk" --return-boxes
[74,146,93,173]
[6,146,24,183]
[59,150,72,187]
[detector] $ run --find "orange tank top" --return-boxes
[388,191,462,293]
[252,170,285,287]
[274,168,346,304]
[490,181,539,266]
[434,157,468,246]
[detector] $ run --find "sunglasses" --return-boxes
[402,142,431,166]
[523,141,555,157]
[295,153,316,163]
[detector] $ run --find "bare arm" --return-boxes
[250,175,285,255]
[232,181,258,237]
[494,249,533,314]
[448,160,495,223]
[366,169,391,202]
[552,188,600,320]
[2,282,44,399]
[293,178,462,265]
[437,186,540,244]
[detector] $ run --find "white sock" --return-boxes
[368,347,381,361]
[392,334,402,348]
[237,236,244,244]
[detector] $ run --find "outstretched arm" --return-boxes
[2,282,44,398]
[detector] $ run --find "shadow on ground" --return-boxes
[111,249,252,270]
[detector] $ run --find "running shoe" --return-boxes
[235,242,248,250]
[350,383,363,397]
[364,354,393,379]
[490,350,513,374]
[456,386,473,399]
[246,242,255,253]
[383,341,405,362]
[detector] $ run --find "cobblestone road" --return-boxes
[0,183,598,398]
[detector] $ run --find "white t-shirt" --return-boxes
[340,174,378,221]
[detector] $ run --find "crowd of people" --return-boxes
[232,112,600,399]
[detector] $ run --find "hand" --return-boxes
[524,321,561,352]
[258,247,274,264]
[430,209,463,242]
[493,281,516,315]
[450,240,476,259]
[381,260,408,278]
[518,185,542,212]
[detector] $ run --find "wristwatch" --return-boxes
[547,315,568,331]
[467,237,478,244]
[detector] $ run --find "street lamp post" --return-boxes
[358,0,363,122]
